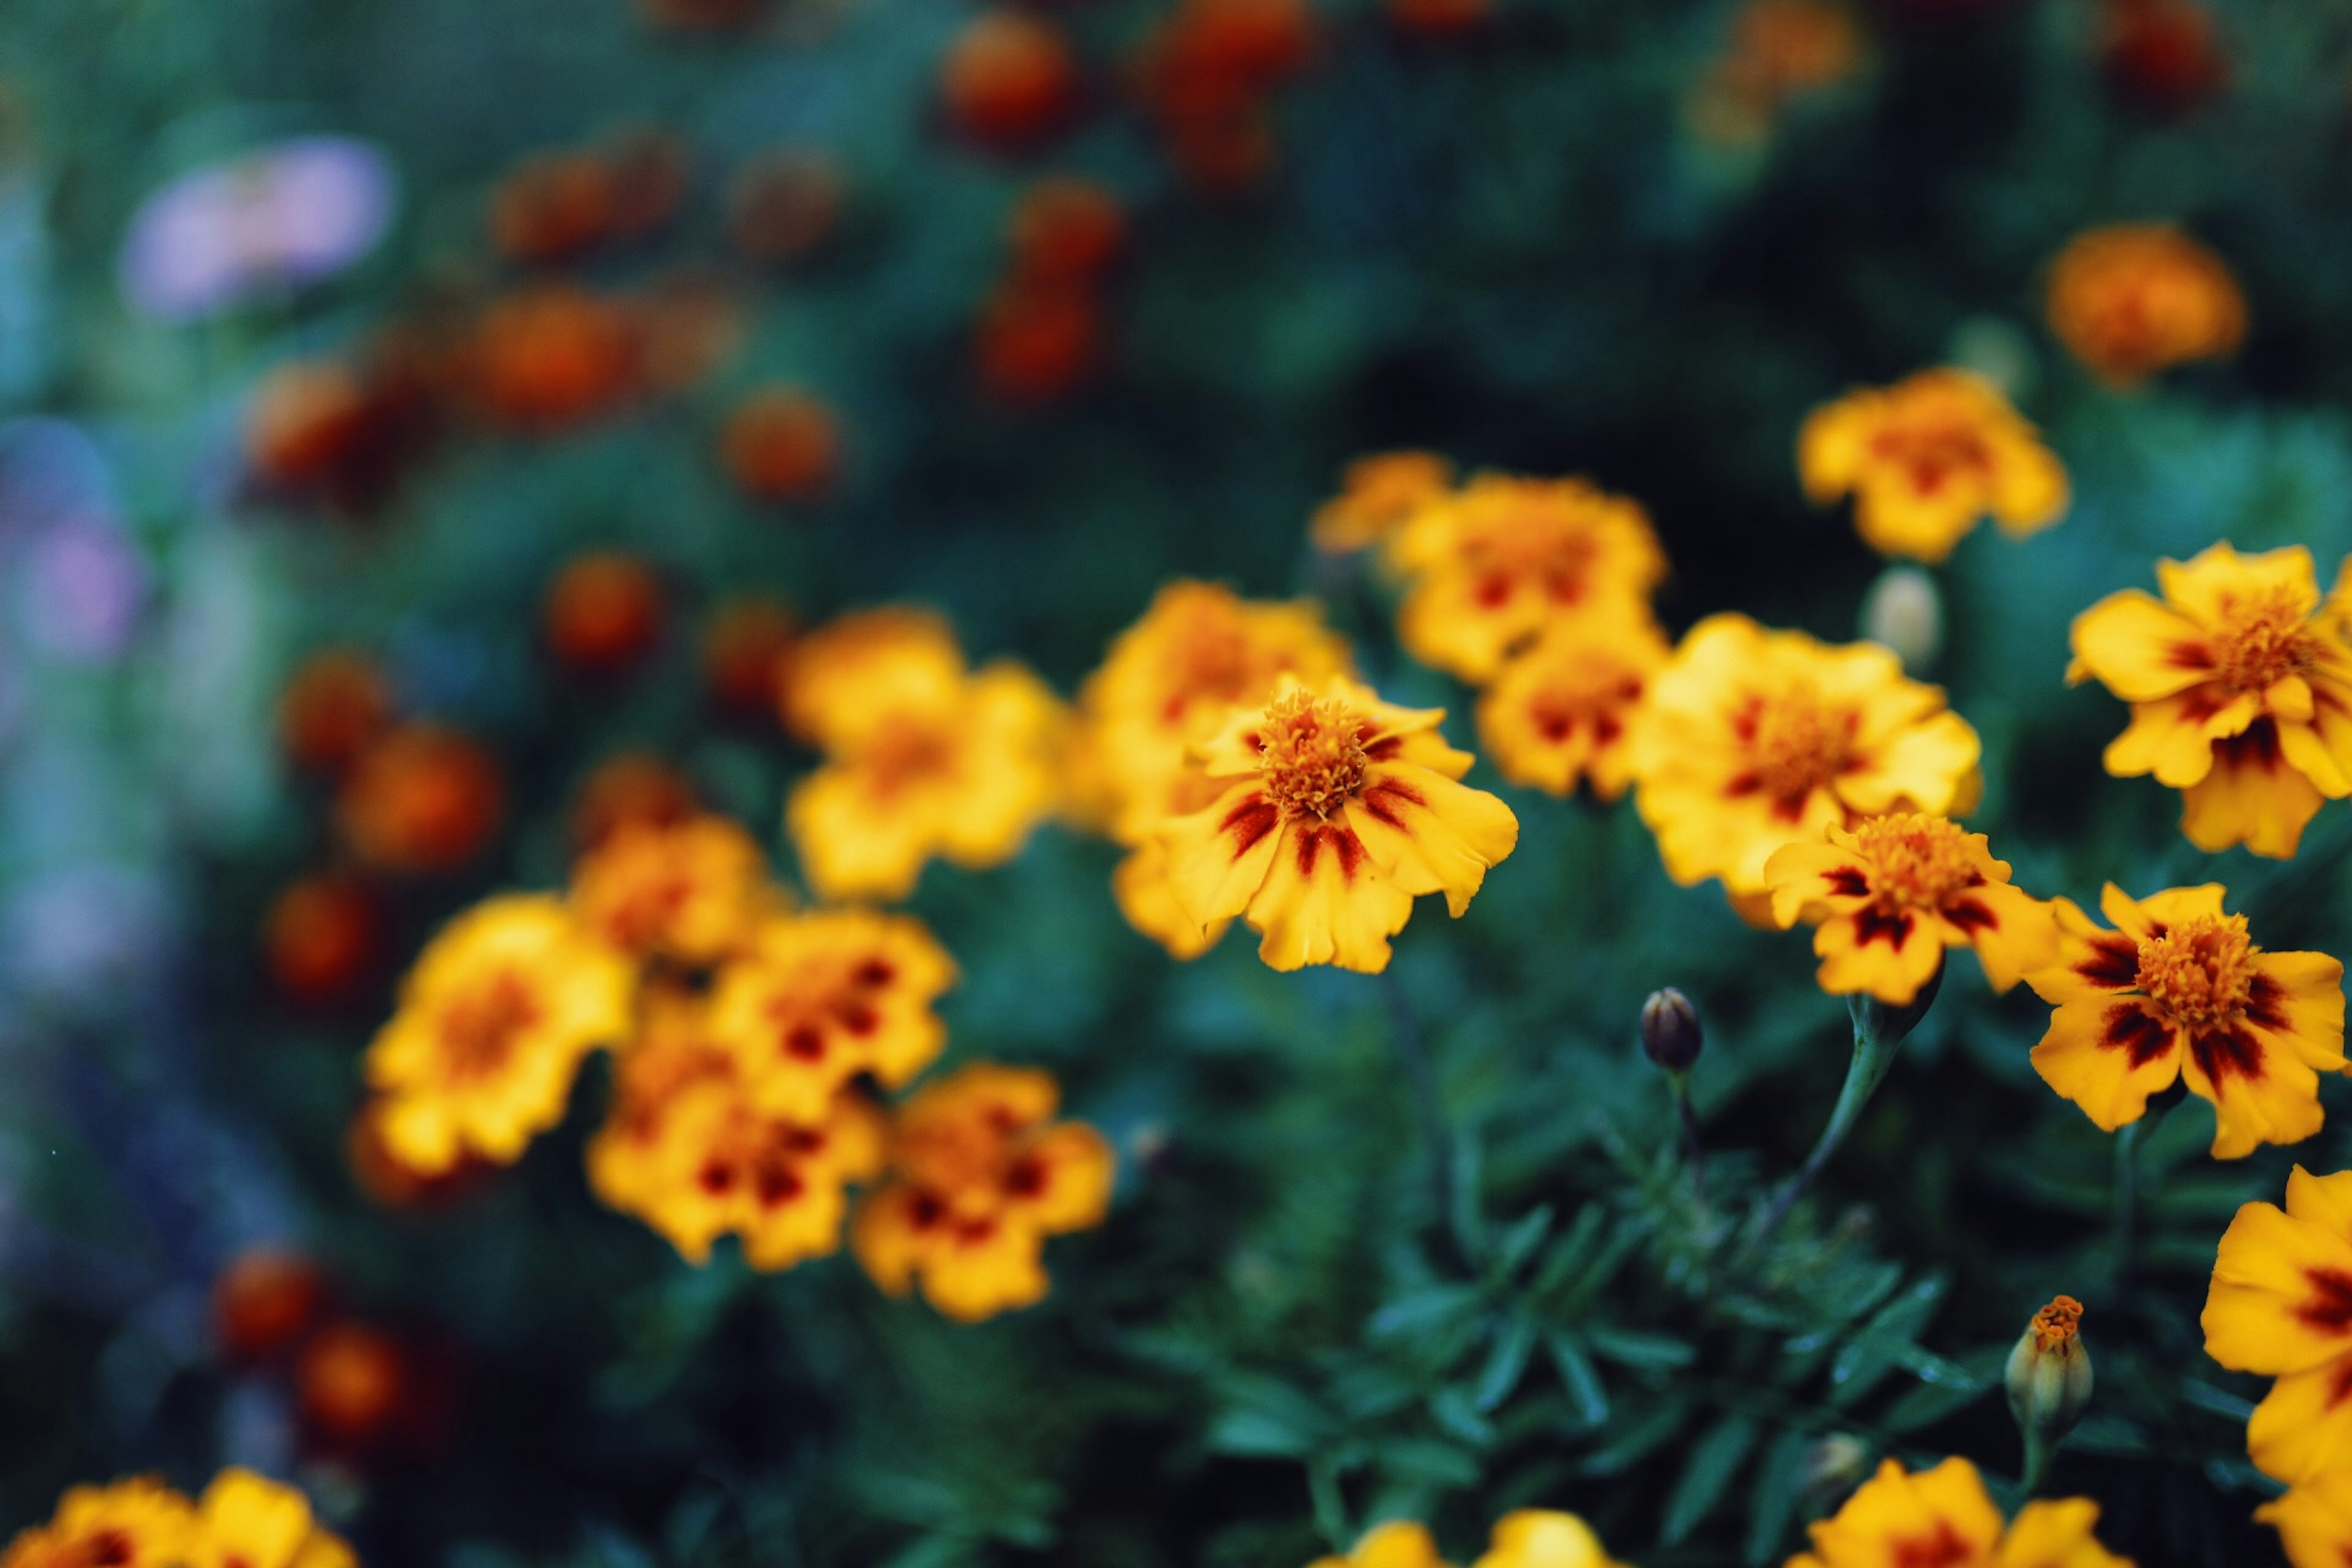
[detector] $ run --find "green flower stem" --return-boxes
[2020,1426,2056,1496]
[2109,1098,2171,1295]
[1670,1069,1709,1212]
[1379,970,1462,1264]
[1751,977,1936,1245]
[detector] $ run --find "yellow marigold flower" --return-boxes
[851,1062,1113,1322]
[1623,614,1983,910]
[1156,674,1520,973]
[365,894,634,1175]
[2,1477,195,1568]
[1388,473,1667,683]
[1310,450,1454,555]
[1112,835,1229,960]
[1784,1456,2130,1568]
[2260,1468,2352,1568]
[1079,580,1357,846]
[586,981,736,1214]
[2024,884,2346,1159]
[785,617,1066,901]
[706,909,955,1123]
[2068,542,2352,859]
[1763,813,2059,1005]
[1471,1510,1629,1568]
[633,1080,885,1270]
[1476,616,1670,801]
[1799,369,2068,565]
[1308,1521,1449,1568]
[2203,1166,2352,1483]
[191,1468,355,1568]
[2046,223,2245,388]
[568,813,772,966]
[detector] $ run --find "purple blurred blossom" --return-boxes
[18,520,147,662]
[119,135,396,322]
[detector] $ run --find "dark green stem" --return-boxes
[1751,983,1926,1245]
[1670,1070,1709,1213]
[1379,971,1460,1260]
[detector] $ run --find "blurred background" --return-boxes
[4,0,2351,1562]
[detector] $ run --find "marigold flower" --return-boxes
[1009,177,1125,287]
[277,647,392,775]
[474,285,639,431]
[1,1477,195,1568]
[1306,1512,1627,1568]
[190,1468,355,1568]
[704,910,956,1123]
[1624,615,1983,909]
[1799,369,2068,564]
[544,551,665,674]
[784,625,1066,902]
[213,1248,328,1363]
[1310,451,1453,556]
[2203,1166,2352,1482]
[720,385,840,502]
[1110,835,1231,960]
[1157,674,1519,973]
[1307,1521,1447,1568]
[851,1063,1113,1322]
[1764,814,2058,1004]
[1388,473,1667,683]
[296,1321,407,1450]
[2101,0,2227,116]
[245,359,434,513]
[976,281,1102,404]
[940,11,1080,149]
[264,874,379,1003]
[2024,883,2346,1159]
[702,597,798,717]
[570,813,771,967]
[364,894,635,1174]
[1476,616,1669,801]
[570,752,698,851]
[336,723,506,873]
[780,606,968,748]
[1785,1456,2128,1568]
[2045,224,2244,388]
[2260,1468,2352,1568]
[2067,543,2352,859]
[490,150,615,265]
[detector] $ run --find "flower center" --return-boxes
[2210,589,2320,694]
[1257,690,1369,821]
[860,714,954,794]
[1846,813,1981,908]
[1470,507,1599,600]
[1742,687,1856,804]
[2135,913,2255,1029]
[439,968,541,1079]
[2029,1294,2084,1355]
[1870,420,1989,497]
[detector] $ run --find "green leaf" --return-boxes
[1827,1275,1948,1409]
[1371,1284,1486,1340]
[1474,1314,1539,1412]
[1577,1401,1687,1477]
[1744,1429,1814,1566]
[1585,1325,1697,1371]
[1374,1438,1483,1488]
[1492,1204,1556,1278]
[1528,1205,1607,1297]
[1662,1413,1762,1545]
[1428,1385,1499,1447]
[2178,1379,2258,1424]
[1544,1330,1610,1428]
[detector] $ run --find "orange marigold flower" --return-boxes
[1009,176,1125,287]
[1623,614,1983,908]
[336,723,506,873]
[1157,674,1519,973]
[1,1478,195,1568]
[1388,473,1667,683]
[2260,1468,2352,1568]
[2046,223,2244,388]
[976,281,1102,404]
[1306,1512,1629,1568]
[2025,883,2346,1159]
[570,813,771,966]
[190,1468,355,1568]
[2068,542,2352,858]
[704,909,956,1122]
[784,625,1066,902]
[1476,616,1668,801]
[1784,1456,2127,1568]
[852,1063,1113,1322]
[213,1248,328,1363]
[2203,1166,2352,1485]
[2101,0,2227,117]
[720,385,841,503]
[474,285,639,431]
[490,150,615,265]
[1387,0,1488,39]
[1764,813,2059,1005]
[1800,368,2068,564]
[364,894,635,1174]
[277,647,392,775]
[545,551,665,675]
[296,1321,407,1450]
[570,752,698,851]
[264,874,379,1004]
[586,982,733,1213]
[1310,450,1455,556]
[703,597,797,717]
[940,11,1080,149]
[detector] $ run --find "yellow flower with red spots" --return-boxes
[783,610,1066,900]
[1388,473,1667,683]
[2068,543,2352,859]
[2045,223,2245,388]
[2024,884,2345,1159]
[1623,614,1983,913]
[364,894,635,1175]
[190,1469,355,1568]
[1763,814,2058,1004]
[2204,1166,2352,1484]
[569,812,772,966]
[1476,616,1670,801]
[851,1063,1114,1321]
[587,982,737,1216]
[1311,450,1454,556]
[2260,1469,2352,1568]
[1156,674,1520,973]
[1305,1511,1628,1568]
[704,908,956,1123]
[624,1076,885,1270]
[2,1477,195,1568]
[1784,1457,2129,1568]
[1799,369,2068,564]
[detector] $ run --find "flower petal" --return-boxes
[2030,995,2183,1132]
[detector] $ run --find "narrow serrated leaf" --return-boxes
[1662,1414,1761,1544]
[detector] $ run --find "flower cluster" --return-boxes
[1309,1509,1627,1568]
[4,1471,353,1568]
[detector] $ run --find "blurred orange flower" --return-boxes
[1476,616,1669,801]
[720,386,842,502]
[570,814,771,966]
[941,12,1080,149]
[545,551,666,675]
[212,1248,328,1363]
[475,285,639,431]
[702,597,798,717]
[2045,223,2245,388]
[278,647,393,775]
[1009,177,1126,287]
[976,281,1103,404]
[1310,450,1453,556]
[338,724,506,873]
[265,874,379,1003]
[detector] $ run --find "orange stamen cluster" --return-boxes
[2210,590,2321,693]
[1257,691,1369,821]
[2030,1294,2085,1354]
[1743,688,1856,805]
[2136,913,2256,1028]
[1846,813,1981,910]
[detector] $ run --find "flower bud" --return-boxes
[1640,987,1703,1073]
[2007,1294,2094,1460]
[1859,565,1943,673]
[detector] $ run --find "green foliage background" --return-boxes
[4,0,2352,1562]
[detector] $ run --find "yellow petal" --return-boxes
[1345,763,1520,917]
[1159,785,1284,929]
[2248,1355,2352,1484]
[2203,1198,2352,1373]
[2030,995,2182,1132]
[1244,822,1415,973]
[2068,589,2211,699]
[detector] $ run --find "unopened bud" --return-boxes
[1641,987,1703,1073]
[1859,565,1943,673]
[2007,1295,2094,1467]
